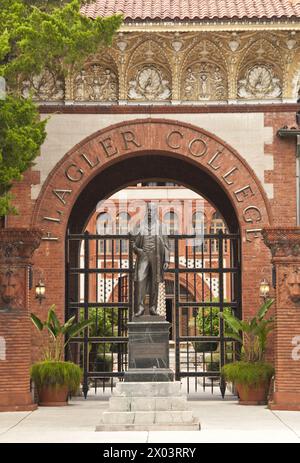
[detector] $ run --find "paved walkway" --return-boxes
[0,393,299,443]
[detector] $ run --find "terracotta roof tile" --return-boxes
[81,0,300,21]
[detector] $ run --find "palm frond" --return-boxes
[257,298,274,320]
[65,319,93,341]
[30,313,44,331]
[219,312,243,334]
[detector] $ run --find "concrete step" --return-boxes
[109,396,188,411]
[96,422,200,431]
[114,381,183,397]
[101,410,195,426]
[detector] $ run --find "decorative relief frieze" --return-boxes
[237,64,282,99]
[20,31,300,103]
[182,63,227,101]
[73,63,118,102]
[180,40,228,101]
[237,39,283,99]
[128,65,171,101]
[126,40,172,101]
[21,69,64,101]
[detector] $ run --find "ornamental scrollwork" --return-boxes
[21,69,64,101]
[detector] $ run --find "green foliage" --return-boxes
[30,360,82,393]
[192,301,233,352]
[221,361,275,387]
[31,304,93,361]
[219,298,274,362]
[1,0,123,84]
[0,0,122,215]
[80,307,118,356]
[0,94,47,215]
[195,300,233,336]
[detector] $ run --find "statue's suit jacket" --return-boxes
[131,225,170,283]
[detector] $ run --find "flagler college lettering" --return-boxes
[42,126,264,242]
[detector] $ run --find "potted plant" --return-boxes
[30,305,92,406]
[220,299,275,405]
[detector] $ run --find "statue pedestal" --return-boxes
[95,382,200,431]
[95,316,200,431]
[124,315,174,382]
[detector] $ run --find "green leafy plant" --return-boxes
[31,360,82,393]
[0,95,47,215]
[191,301,233,352]
[219,298,274,362]
[221,361,274,387]
[220,299,275,392]
[31,304,92,361]
[79,307,118,372]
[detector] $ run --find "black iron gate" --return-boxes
[66,230,241,397]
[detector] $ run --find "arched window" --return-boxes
[192,211,207,252]
[164,211,179,235]
[164,211,179,252]
[97,212,113,253]
[210,211,227,253]
[116,212,130,253]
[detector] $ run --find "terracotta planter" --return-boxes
[38,385,69,406]
[236,382,269,405]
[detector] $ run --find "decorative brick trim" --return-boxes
[38,103,300,115]
[262,227,300,257]
[0,228,43,263]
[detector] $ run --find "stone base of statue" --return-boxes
[124,315,174,382]
[95,315,201,431]
[95,382,200,431]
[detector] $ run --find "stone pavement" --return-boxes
[0,392,299,443]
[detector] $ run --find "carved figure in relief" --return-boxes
[0,269,23,309]
[184,68,197,98]
[73,64,118,101]
[74,70,87,100]
[182,63,227,100]
[286,268,300,303]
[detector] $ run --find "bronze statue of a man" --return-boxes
[131,204,169,317]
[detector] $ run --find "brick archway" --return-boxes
[32,118,272,235]
[28,118,273,363]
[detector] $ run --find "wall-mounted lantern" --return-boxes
[35,280,46,304]
[259,278,270,300]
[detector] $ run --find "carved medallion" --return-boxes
[21,69,64,101]
[128,65,171,101]
[73,64,118,101]
[238,64,282,99]
[182,63,227,101]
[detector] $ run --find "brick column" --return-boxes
[263,227,300,411]
[0,228,42,411]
